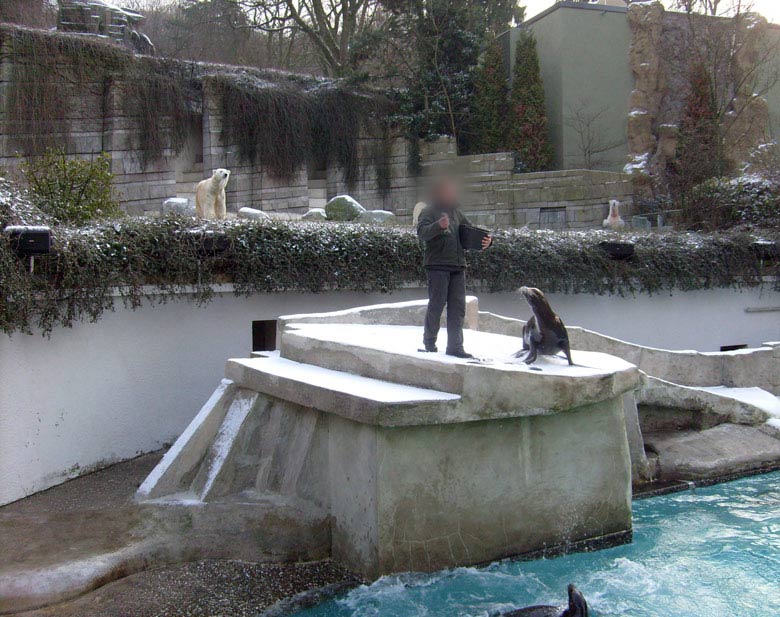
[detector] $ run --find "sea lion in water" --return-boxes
[501,584,588,617]
[513,287,573,365]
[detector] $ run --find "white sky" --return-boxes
[524,0,780,22]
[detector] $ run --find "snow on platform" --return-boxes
[232,352,460,404]
[283,323,635,377]
[697,386,780,419]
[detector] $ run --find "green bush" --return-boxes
[0,218,776,336]
[687,177,780,230]
[21,149,121,226]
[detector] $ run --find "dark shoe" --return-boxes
[446,349,474,359]
[419,345,438,353]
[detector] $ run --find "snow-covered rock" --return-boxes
[237,207,270,221]
[301,208,327,222]
[162,197,194,217]
[356,210,396,225]
[324,195,365,221]
[623,153,650,175]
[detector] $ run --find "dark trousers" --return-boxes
[423,269,466,352]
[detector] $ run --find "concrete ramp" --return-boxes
[639,376,780,428]
[139,353,463,503]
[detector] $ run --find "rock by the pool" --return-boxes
[302,208,328,222]
[357,210,396,224]
[162,197,194,217]
[325,195,365,221]
[238,207,270,221]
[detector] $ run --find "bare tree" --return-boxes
[676,0,780,160]
[0,0,56,27]
[565,100,624,170]
[675,0,723,15]
[123,0,319,72]
[229,0,388,76]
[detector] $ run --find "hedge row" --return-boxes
[1,217,777,336]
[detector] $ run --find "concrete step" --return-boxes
[225,352,461,427]
[638,376,780,429]
[644,424,780,482]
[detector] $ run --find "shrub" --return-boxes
[685,177,780,230]
[0,219,776,336]
[744,142,780,185]
[0,176,51,228]
[20,149,121,226]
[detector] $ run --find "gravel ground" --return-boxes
[19,559,359,617]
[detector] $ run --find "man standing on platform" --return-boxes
[417,177,492,358]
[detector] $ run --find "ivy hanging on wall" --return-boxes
[213,74,393,187]
[0,24,394,181]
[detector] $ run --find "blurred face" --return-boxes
[432,178,459,209]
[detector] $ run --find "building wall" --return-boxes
[514,2,633,172]
[1,284,778,506]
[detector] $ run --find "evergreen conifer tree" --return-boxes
[508,31,553,171]
[471,38,510,153]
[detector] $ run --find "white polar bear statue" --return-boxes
[195,169,230,219]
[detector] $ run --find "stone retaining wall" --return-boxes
[457,154,634,228]
[0,26,633,226]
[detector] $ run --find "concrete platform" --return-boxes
[139,309,640,579]
[280,323,640,418]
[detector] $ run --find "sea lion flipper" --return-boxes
[523,341,538,364]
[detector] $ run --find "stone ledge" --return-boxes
[224,354,462,427]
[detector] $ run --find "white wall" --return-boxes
[1,285,778,505]
[480,287,780,352]
[0,289,422,506]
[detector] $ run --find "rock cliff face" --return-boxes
[626,1,771,193]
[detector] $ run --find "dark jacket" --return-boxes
[417,203,472,270]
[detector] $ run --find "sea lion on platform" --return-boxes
[513,287,573,365]
[501,584,588,617]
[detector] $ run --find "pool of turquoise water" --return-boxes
[297,471,780,616]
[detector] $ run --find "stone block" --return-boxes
[162,197,194,216]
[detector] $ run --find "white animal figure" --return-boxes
[413,202,427,227]
[602,200,626,230]
[195,169,230,219]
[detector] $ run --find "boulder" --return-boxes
[302,208,327,222]
[162,197,194,217]
[324,195,365,221]
[238,207,270,221]
[356,210,396,225]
